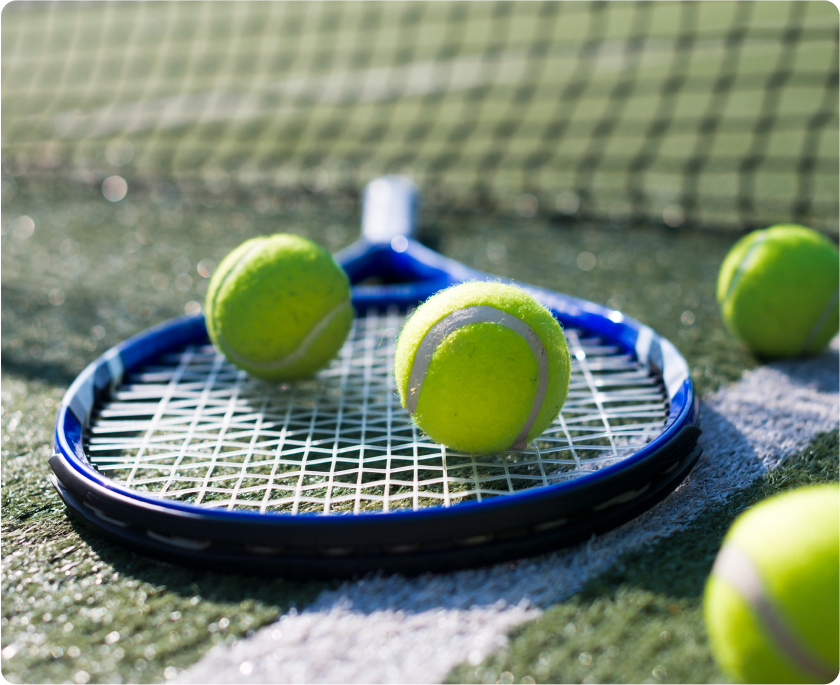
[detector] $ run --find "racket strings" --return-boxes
[85,308,669,513]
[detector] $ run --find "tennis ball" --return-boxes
[717,224,839,357]
[205,233,353,381]
[394,282,571,454]
[704,484,839,684]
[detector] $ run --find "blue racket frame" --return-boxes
[51,176,701,576]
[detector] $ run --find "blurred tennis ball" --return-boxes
[205,233,353,381]
[704,484,839,684]
[394,282,570,454]
[717,224,839,357]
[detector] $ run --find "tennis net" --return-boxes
[2,1,837,233]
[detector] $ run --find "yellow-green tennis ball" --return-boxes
[205,234,353,381]
[394,282,571,454]
[717,224,839,357]
[704,484,839,684]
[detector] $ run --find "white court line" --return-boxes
[178,340,839,685]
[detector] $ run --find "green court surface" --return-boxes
[2,1,838,683]
[2,174,835,684]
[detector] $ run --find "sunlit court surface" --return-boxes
[2,2,838,684]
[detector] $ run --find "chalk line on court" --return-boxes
[178,342,839,684]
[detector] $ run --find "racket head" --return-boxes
[51,177,701,577]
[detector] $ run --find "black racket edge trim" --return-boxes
[50,442,702,578]
[48,425,701,554]
[49,425,701,546]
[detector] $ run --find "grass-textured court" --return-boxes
[4,173,838,684]
[2,2,838,684]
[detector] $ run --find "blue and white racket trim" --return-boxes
[51,176,700,576]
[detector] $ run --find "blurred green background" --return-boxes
[3,1,838,232]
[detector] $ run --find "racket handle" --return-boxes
[361,175,419,245]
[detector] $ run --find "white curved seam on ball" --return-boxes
[723,232,769,307]
[711,543,836,682]
[218,300,352,371]
[405,305,549,450]
[801,286,839,355]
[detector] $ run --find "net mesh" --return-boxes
[3,1,837,232]
[85,308,668,514]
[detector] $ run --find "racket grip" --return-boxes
[361,175,419,245]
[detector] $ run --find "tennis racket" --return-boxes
[50,175,701,578]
